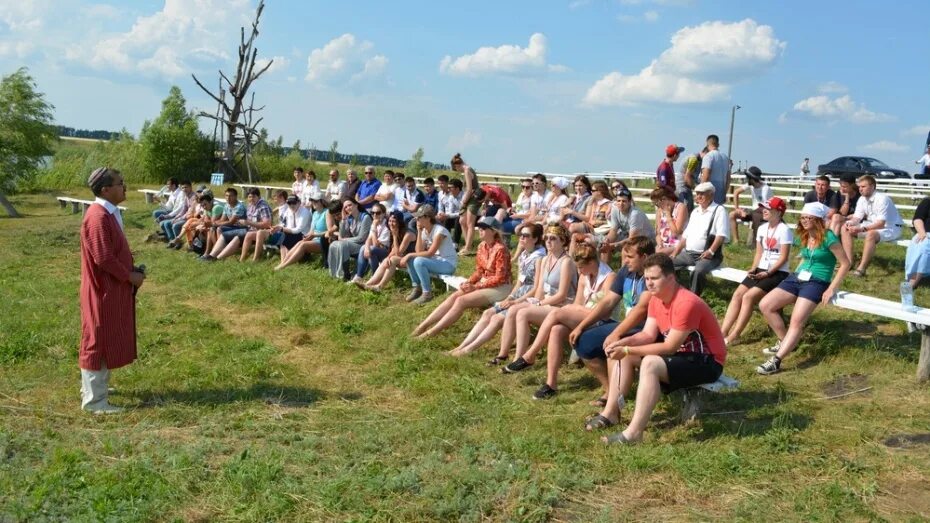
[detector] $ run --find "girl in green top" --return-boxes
[756,202,850,375]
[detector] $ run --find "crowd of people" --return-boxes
[144,139,925,442]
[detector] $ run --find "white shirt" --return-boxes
[393,185,406,212]
[164,187,184,212]
[917,154,930,172]
[853,191,904,228]
[325,179,345,201]
[682,202,729,252]
[282,205,312,235]
[756,222,793,272]
[371,221,392,248]
[439,191,463,218]
[376,183,396,210]
[423,223,458,264]
[94,197,124,230]
[741,183,774,208]
[513,192,533,215]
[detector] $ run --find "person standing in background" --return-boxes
[700,134,730,205]
[800,158,811,180]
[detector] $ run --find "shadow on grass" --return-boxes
[129,383,327,408]
[796,318,920,369]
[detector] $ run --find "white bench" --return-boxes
[57,197,127,215]
[137,189,161,204]
[690,265,930,381]
[236,183,292,200]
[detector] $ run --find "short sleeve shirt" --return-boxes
[743,183,774,208]
[608,266,646,319]
[796,229,839,282]
[608,206,655,239]
[648,286,727,365]
[756,222,793,272]
[223,201,247,220]
[656,160,676,191]
[423,223,458,264]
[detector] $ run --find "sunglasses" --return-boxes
[372,210,384,215]
[544,235,561,241]
[521,185,532,189]
[519,232,533,238]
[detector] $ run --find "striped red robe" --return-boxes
[79,204,137,370]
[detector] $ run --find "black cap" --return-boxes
[745,166,763,182]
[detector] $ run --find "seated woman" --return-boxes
[264,194,312,264]
[560,175,592,228]
[497,225,577,369]
[449,223,546,359]
[274,193,330,271]
[756,202,850,375]
[905,195,930,288]
[719,197,792,346]
[568,180,612,240]
[351,203,392,284]
[412,216,512,338]
[398,204,459,305]
[650,185,688,255]
[328,198,372,280]
[360,210,417,292]
[506,240,617,400]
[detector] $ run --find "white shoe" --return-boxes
[762,341,781,356]
[85,403,124,415]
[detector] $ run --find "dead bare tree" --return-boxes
[192,0,272,182]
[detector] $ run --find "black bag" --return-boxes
[190,236,205,255]
[703,206,722,260]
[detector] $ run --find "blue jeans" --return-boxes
[153,209,168,221]
[502,217,523,234]
[409,256,456,293]
[356,246,389,278]
[161,219,183,241]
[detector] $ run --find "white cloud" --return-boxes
[0,0,47,31]
[256,56,289,75]
[860,140,908,153]
[0,40,34,59]
[791,94,893,124]
[618,10,660,23]
[817,81,847,94]
[446,130,482,151]
[902,124,930,137]
[64,0,252,78]
[439,33,565,77]
[585,19,785,106]
[306,33,387,84]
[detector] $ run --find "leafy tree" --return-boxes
[329,140,339,167]
[405,147,433,181]
[349,154,359,168]
[139,86,213,183]
[291,139,302,158]
[0,67,57,217]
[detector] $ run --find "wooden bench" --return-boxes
[680,374,740,422]
[688,265,930,381]
[137,189,161,204]
[57,197,127,215]
[236,183,292,200]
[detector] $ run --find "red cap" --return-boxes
[665,144,685,157]
[760,196,787,213]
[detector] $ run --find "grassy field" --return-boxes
[1,186,930,521]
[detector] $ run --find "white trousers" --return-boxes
[80,364,110,410]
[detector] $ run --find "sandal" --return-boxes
[602,432,639,445]
[850,269,866,277]
[486,356,507,367]
[584,414,615,431]
[589,397,608,408]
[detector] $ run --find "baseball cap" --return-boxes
[307,189,323,201]
[745,166,764,182]
[665,144,685,157]
[552,177,570,190]
[475,216,502,231]
[800,202,828,219]
[196,184,208,193]
[760,196,787,213]
[286,195,300,205]
[415,204,436,218]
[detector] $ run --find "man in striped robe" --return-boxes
[80,167,146,414]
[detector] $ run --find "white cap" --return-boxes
[800,202,828,219]
[694,181,715,193]
[552,177,570,190]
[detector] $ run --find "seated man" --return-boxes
[728,166,772,246]
[804,175,840,220]
[152,177,181,223]
[422,177,439,210]
[563,237,654,423]
[601,186,654,262]
[598,253,726,444]
[841,174,904,277]
[199,187,267,262]
[670,182,729,296]
[830,173,861,236]
[437,178,464,244]
[400,175,426,225]
[157,180,192,243]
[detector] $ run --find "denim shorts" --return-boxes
[220,226,248,243]
[776,273,830,303]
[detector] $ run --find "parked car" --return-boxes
[817,156,910,179]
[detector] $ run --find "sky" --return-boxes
[2,0,928,176]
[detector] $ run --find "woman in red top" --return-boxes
[413,217,512,339]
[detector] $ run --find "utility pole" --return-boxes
[727,104,741,161]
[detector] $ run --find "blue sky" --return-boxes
[1,0,928,175]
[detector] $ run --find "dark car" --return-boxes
[816,156,910,179]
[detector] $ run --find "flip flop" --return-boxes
[486,356,507,367]
[602,432,639,445]
[850,269,866,277]
[589,397,608,408]
[584,414,615,431]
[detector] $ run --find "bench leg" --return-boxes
[144,193,154,204]
[918,329,930,383]
[58,200,66,209]
[680,389,703,423]
[70,202,80,214]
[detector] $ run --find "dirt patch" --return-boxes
[875,477,930,519]
[820,373,870,398]
[882,433,930,449]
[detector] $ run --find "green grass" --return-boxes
[1,188,929,521]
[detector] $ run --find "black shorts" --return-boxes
[281,232,303,249]
[661,353,723,394]
[740,268,789,293]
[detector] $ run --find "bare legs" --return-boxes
[520,305,588,365]
[416,289,496,338]
[759,288,820,362]
[842,228,879,274]
[274,240,322,270]
[449,307,507,356]
[364,255,403,290]
[601,355,669,443]
[720,284,766,345]
[460,210,477,255]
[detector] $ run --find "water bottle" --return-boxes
[900,281,918,312]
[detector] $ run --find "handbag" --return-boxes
[703,205,722,259]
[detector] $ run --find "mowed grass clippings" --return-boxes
[1,187,929,522]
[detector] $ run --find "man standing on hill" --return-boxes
[656,144,683,192]
[700,135,730,205]
[80,167,145,414]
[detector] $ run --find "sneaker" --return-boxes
[756,357,781,375]
[532,384,558,400]
[84,403,125,415]
[198,255,216,263]
[762,340,781,356]
[405,287,422,302]
[502,357,532,374]
[413,291,434,305]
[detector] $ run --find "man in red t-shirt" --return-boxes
[473,184,513,221]
[597,253,725,444]
[656,144,683,191]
